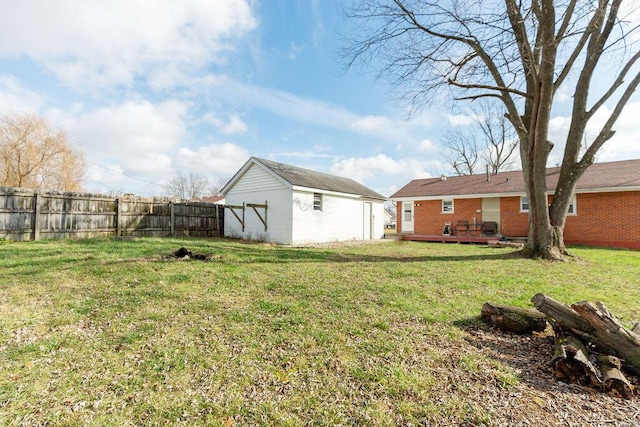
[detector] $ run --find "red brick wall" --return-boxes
[499,192,640,249]
[399,198,483,235]
[563,192,640,249]
[500,196,529,237]
[399,191,640,249]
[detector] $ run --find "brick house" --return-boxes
[390,159,640,249]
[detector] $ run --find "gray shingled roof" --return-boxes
[390,159,640,199]
[253,157,386,200]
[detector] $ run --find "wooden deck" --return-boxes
[401,234,501,244]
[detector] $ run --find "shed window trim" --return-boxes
[442,199,454,213]
[520,196,529,212]
[313,193,323,211]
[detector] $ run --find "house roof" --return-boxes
[191,195,225,204]
[224,157,387,200]
[390,159,640,199]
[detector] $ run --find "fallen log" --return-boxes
[597,355,635,400]
[532,293,640,376]
[481,302,548,333]
[552,330,600,387]
[632,322,640,335]
[571,301,640,376]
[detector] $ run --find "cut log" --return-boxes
[571,301,640,376]
[552,330,601,387]
[632,322,640,335]
[532,293,640,376]
[481,302,548,333]
[530,293,591,331]
[597,355,635,399]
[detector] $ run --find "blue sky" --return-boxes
[1,0,639,197]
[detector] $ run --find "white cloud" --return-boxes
[547,102,640,165]
[330,154,436,197]
[203,113,248,135]
[173,142,249,176]
[0,74,44,113]
[350,115,392,133]
[447,113,476,126]
[201,78,435,144]
[0,0,257,90]
[417,139,436,152]
[60,100,190,160]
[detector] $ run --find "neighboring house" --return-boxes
[390,159,640,249]
[191,195,226,204]
[384,206,397,229]
[222,157,387,245]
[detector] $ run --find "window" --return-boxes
[567,196,577,215]
[313,193,322,211]
[403,202,412,221]
[520,195,576,214]
[442,199,454,213]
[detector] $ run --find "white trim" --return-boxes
[567,195,577,216]
[391,186,640,202]
[292,185,386,201]
[442,199,454,213]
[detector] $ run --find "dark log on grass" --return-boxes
[597,355,635,399]
[532,294,640,376]
[481,302,548,333]
[552,331,600,387]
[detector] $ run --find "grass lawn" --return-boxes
[1,237,639,425]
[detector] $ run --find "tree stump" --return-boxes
[480,302,548,333]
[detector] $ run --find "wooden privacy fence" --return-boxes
[0,186,224,241]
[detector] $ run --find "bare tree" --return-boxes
[444,100,518,175]
[0,113,85,191]
[163,171,211,200]
[344,0,640,259]
[210,176,231,195]
[443,126,481,175]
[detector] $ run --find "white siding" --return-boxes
[224,164,294,244]
[291,190,385,244]
[224,160,385,245]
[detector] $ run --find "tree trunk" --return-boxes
[552,330,600,387]
[532,294,640,376]
[597,355,635,399]
[481,302,548,333]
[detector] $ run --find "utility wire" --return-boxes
[87,160,165,188]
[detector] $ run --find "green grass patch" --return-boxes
[0,237,638,425]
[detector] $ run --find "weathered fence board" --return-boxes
[0,186,224,241]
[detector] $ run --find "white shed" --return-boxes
[222,157,387,245]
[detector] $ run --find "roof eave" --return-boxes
[292,185,387,201]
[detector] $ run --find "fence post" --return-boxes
[33,192,41,241]
[115,198,121,236]
[170,202,175,236]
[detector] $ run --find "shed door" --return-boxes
[482,198,500,229]
[401,201,414,233]
[364,202,372,239]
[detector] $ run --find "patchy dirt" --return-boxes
[462,326,640,426]
[168,247,220,261]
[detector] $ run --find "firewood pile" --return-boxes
[481,293,640,399]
